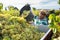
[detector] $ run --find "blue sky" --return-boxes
[33,0,60,9]
[0,0,60,10]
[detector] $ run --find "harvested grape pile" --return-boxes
[0,11,45,40]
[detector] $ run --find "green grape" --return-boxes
[49,14,56,21]
[7,9,20,16]
[4,25,10,30]
[13,10,20,16]
[56,16,60,22]
[9,25,15,29]
[11,34,21,40]
[3,36,10,40]
[25,28,30,32]
[9,29,14,34]
[2,29,8,34]
[0,23,2,29]
[11,34,16,39]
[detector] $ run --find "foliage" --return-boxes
[32,8,39,16]
[55,10,60,15]
[49,11,60,40]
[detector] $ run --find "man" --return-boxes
[20,4,34,23]
[34,10,48,26]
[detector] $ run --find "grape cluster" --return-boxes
[0,11,45,40]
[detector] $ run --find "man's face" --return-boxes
[39,11,46,19]
[22,10,30,17]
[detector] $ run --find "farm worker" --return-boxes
[34,10,48,26]
[20,4,34,23]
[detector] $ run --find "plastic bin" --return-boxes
[37,25,53,40]
[31,23,53,40]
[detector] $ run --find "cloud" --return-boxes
[31,0,60,9]
[43,1,59,6]
[0,0,60,9]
